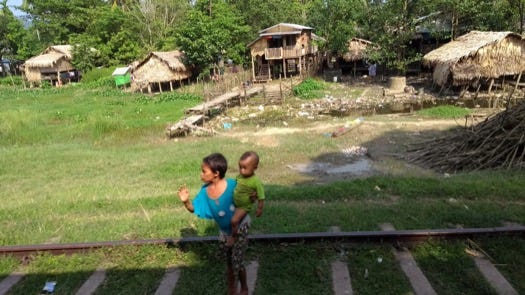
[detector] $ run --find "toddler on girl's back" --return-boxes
[230,151,265,244]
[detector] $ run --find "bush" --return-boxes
[0,76,25,87]
[82,67,117,89]
[293,78,325,99]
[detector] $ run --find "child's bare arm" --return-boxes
[255,199,264,217]
[177,185,194,213]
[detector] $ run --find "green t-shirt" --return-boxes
[234,174,265,212]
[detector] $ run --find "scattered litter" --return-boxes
[374,185,381,191]
[364,268,369,279]
[41,281,56,294]
[223,122,232,129]
[331,117,364,137]
[377,257,383,263]
[465,248,484,257]
[341,146,368,157]
[298,111,310,117]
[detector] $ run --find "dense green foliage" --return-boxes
[293,77,325,99]
[1,0,525,75]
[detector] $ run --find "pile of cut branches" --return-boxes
[406,101,525,172]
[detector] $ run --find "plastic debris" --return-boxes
[41,281,56,294]
[341,146,368,157]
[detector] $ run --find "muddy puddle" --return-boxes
[287,157,375,180]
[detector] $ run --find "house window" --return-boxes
[286,35,297,47]
[269,38,282,48]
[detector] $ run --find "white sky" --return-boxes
[6,0,25,16]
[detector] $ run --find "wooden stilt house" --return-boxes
[248,23,323,82]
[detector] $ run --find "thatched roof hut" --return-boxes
[423,31,525,87]
[23,45,75,84]
[131,50,192,93]
[343,38,373,62]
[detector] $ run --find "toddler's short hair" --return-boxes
[240,151,259,165]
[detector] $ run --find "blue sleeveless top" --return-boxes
[192,178,236,234]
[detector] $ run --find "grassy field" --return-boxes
[1,75,524,294]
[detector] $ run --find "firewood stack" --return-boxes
[406,101,525,172]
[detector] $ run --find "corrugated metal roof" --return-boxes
[112,67,131,76]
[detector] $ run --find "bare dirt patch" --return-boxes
[221,114,463,182]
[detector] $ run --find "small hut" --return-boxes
[423,31,525,89]
[342,38,374,76]
[131,50,192,93]
[343,38,372,62]
[23,45,79,86]
[112,66,131,88]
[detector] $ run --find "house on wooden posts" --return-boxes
[423,31,525,91]
[131,50,192,93]
[248,23,323,82]
[23,45,81,87]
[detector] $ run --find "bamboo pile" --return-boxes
[406,101,525,172]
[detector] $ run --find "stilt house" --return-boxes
[248,23,322,82]
[423,31,525,90]
[131,50,192,93]
[23,45,79,86]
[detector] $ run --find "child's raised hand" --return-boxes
[177,185,189,202]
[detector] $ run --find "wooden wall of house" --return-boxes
[24,68,41,82]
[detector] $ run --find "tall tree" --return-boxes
[127,0,190,51]
[20,0,107,44]
[365,0,422,74]
[175,0,251,77]
[232,0,306,35]
[307,0,366,53]
[508,0,525,34]
[0,0,25,61]
[70,5,143,65]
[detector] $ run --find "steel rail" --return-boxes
[1,226,524,258]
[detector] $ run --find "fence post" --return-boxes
[279,80,283,103]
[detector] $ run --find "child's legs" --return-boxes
[221,242,237,295]
[231,208,247,234]
[232,221,250,292]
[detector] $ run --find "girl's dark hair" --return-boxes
[203,153,228,178]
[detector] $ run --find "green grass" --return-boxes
[413,240,497,294]
[347,245,412,294]
[417,105,472,118]
[1,77,524,294]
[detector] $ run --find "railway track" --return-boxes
[1,225,524,257]
[1,226,523,295]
